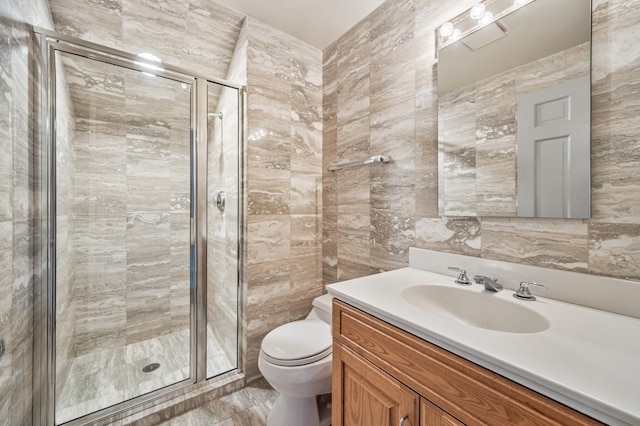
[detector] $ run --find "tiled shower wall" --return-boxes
[322,0,640,287]
[0,0,53,424]
[47,0,323,382]
[59,54,193,356]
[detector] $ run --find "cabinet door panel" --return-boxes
[333,342,419,426]
[421,399,465,426]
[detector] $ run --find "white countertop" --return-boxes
[327,267,640,426]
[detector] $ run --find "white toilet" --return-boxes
[259,293,333,426]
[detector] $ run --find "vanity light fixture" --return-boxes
[470,3,486,20]
[440,21,455,37]
[437,0,528,51]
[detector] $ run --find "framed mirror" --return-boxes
[436,0,591,218]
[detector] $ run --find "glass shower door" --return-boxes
[206,81,240,378]
[53,50,193,424]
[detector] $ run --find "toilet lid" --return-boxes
[261,319,332,367]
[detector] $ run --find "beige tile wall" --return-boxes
[0,1,54,424]
[61,55,193,355]
[322,0,640,287]
[243,18,322,380]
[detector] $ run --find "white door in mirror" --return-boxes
[516,75,590,218]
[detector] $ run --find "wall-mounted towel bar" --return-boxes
[327,155,391,172]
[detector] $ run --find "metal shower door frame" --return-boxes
[33,28,246,426]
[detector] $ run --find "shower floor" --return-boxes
[56,328,235,424]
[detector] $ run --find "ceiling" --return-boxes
[212,0,387,50]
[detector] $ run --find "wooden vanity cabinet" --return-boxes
[333,343,419,426]
[332,299,601,426]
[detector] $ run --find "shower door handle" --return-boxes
[215,191,226,212]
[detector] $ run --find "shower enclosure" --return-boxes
[34,29,244,425]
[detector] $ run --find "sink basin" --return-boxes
[401,285,549,333]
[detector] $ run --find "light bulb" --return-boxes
[470,3,486,20]
[440,22,454,37]
[479,11,494,26]
[514,0,528,6]
[451,29,462,41]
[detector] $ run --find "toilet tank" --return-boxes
[308,294,333,324]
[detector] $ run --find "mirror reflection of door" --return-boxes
[516,76,590,218]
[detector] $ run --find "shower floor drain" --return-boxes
[142,363,161,373]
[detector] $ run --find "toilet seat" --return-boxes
[261,319,332,367]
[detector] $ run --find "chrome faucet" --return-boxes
[447,266,472,285]
[473,275,503,292]
[513,281,548,301]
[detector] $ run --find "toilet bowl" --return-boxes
[259,294,333,426]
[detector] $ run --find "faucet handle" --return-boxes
[447,266,472,286]
[513,281,548,301]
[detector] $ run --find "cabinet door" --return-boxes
[421,399,465,426]
[333,342,419,426]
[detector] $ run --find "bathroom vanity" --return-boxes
[327,249,640,426]
[332,300,598,425]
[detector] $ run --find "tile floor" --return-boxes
[156,379,277,426]
[56,327,235,424]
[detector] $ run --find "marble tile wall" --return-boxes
[244,17,323,380]
[59,54,192,357]
[324,0,426,280]
[0,1,54,424]
[323,0,640,289]
[438,42,590,217]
